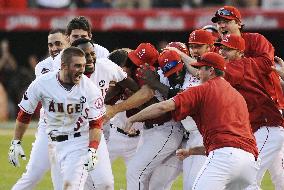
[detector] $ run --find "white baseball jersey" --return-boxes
[52,43,110,71]
[35,56,53,77]
[89,58,127,98]
[181,72,200,132]
[19,71,105,135]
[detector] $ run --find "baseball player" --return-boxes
[125,52,259,190]
[11,29,68,190]
[8,47,105,189]
[180,30,214,190]
[106,49,142,165]
[52,16,109,71]
[71,38,141,190]
[212,6,284,189]
[104,43,183,190]
[215,34,284,190]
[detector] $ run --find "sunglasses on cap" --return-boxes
[161,60,180,74]
[215,8,235,17]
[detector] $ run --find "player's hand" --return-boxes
[138,64,160,88]
[164,47,182,55]
[8,140,26,167]
[176,149,190,161]
[84,148,98,172]
[124,119,134,132]
[273,56,284,80]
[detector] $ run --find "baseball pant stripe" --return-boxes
[258,127,269,154]
[78,166,87,190]
[192,152,214,190]
[138,125,174,190]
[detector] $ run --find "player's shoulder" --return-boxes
[94,44,109,58]
[96,58,121,71]
[242,32,268,41]
[35,56,53,76]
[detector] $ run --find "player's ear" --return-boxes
[61,61,67,70]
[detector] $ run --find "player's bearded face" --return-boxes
[78,43,96,74]
[48,33,68,58]
[65,56,86,84]
[168,68,185,86]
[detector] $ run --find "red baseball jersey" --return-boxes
[172,77,258,158]
[225,57,283,132]
[242,32,284,109]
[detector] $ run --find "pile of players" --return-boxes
[7,5,284,190]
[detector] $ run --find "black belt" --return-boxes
[117,127,140,137]
[50,132,81,142]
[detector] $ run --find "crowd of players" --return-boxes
[7,5,284,190]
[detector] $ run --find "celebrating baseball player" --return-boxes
[11,29,68,190]
[212,6,284,189]
[215,34,284,190]
[125,52,259,190]
[8,47,105,190]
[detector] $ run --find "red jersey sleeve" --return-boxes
[171,85,204,121]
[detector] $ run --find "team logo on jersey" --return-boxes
[23,91,28,100]
[95,97,103,109]
[41,68,50,74]
[99,80,105,87]
[80,96,86,104]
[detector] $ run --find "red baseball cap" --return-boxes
[158,50,183,77]
[211,6,242,23]
[128,43,159,66]
[191,52,226,71]
[215,34,245,51]
[188,29,215,45]
[166,42,189,55]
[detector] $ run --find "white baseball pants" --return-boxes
[192,147,259,190]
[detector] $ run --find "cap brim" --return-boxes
[128,51,143,66]
[214,41,238,50]
[164,63,184,77]
[211,15,237,23]
[190,61,208,68]
[188,41,207,45]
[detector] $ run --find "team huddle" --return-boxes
[7,5,284,190]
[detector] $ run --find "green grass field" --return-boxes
[0,124,274,190]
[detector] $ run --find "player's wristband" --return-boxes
[89,117,103,129]
[89,140,99,149]
[17,109,32,124]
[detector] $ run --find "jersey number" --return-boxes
[74,108,89,131]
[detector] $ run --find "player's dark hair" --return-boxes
[71,38,94,47]
[61,47,85,65]
[205,66,224,76]
[66,16,92,37]
[49,29,65,35]
[108,49,128,67]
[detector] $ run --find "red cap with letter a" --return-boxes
[188,29,215,45]
[128,43,159,66]
[158,50,183,77]
[191,52,226,71]
[215,34,245,51]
